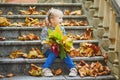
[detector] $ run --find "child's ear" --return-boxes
[50,18,54,23]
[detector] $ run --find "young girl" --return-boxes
[40,8,77,77]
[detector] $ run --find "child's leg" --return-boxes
[42,49,56,68]
[63,55,78,76]
[63,55,75,69]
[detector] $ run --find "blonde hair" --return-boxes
[45,8,63,27]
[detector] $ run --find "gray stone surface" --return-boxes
[0,56,104,64]
[65,75,115,80]
[0,26,90,40]
[0,40,98,56]
[116,0,120,7]
[0,57,104,74]
[2,75,66,80]
[1,75,115,80]
[0,3,82,15]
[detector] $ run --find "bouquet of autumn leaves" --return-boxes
[42,25,74,59]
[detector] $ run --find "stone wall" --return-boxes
[82,0,120,80]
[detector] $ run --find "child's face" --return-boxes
[50,12,63,27]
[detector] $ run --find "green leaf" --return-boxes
[47,25,63,41]
[48,28,53,35]
[59,44,66,59]
[62,36,73,52]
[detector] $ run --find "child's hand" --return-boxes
[41,40,52,47]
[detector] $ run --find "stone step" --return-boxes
[0,15,88,24]
[0,56,104,64]
[1,75,115,80]
[0,26,93,40]
[0,15,86,18]
[0,40,99,57]
[0,56,105,74]
[0,3,83,15]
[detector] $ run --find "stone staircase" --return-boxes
[0,3,115,80]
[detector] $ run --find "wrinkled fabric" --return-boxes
[42,49,75,69]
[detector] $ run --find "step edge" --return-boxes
[0,56,104,64]
[0,15,86,18]
[2,75,115,80]
[0,26,93,30]
[0,40,98,45]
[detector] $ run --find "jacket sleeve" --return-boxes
[40,27,48,41]
[40,27,50,53]
[61,26,66,35]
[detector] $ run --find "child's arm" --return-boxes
[40,27,48,41]
[40,27,50,53]
[61,26,66,35]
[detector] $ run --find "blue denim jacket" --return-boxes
[40,26,66,53]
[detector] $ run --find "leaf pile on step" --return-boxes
[0,17,45,27]
[42,25,74,59]
[64,10,82,15]
[29,64,42,76]
[62,20,88,26]
[18,33,40,41]
[24,17,45,26]
[69,42,101,57]
[0,73,14,78]
[67,28,92,40]
[52,68,63,76]
[0,17,89,27]
[19,6,47,15]
[11,17,45,27]
[76,60,111,77]
[0,17,11,27]
[9,48,44,59]
[29,64,63,77]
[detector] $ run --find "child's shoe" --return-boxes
[42,68,53,77]
[69,68,77,77]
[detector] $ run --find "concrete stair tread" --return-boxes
[0,40,98,45]
[2,75,115,80]
[0,56,104,64]
[0,26,93,30]
[0,15,87,18]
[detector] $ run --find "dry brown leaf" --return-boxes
[0,75,5,78]
[0,37,6,41]
[0,17,11,27]
[0,10,3,15]
[6,73,14,77]
[7,11,13,15]
[27,48,39,59]
[18,33,40,41]
[64,10,70,15]
[70,10,82,15]
[53,68,62,76]
[29,64,42,76]
[9,50,26,59]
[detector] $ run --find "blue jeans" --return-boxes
[42,49,75,69]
